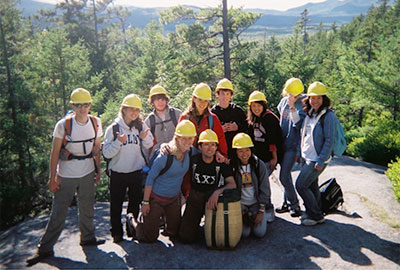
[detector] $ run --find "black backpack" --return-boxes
[149,108,178,135]
[319,178,344,214]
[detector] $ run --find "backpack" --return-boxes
[60,112,98,161]
[320,110,347,156]
[149,108,178,135]
[143,149,174,178]
[102,122,148,177]
[319,177,344,214]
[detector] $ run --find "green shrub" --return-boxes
[386,158,400,202]
[345,115,400,166]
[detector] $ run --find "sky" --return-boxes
[34,0,330,11]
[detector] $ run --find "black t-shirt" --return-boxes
[249,110,284,163]
[211,103,247,159]
[191,153,233,193]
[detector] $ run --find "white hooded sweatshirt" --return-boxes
[102,116,153,173]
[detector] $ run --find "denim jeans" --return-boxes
[295,160,326,220]
[241,204,268,238]
[278,151,299,209]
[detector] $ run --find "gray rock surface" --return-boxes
[1,156,399,269]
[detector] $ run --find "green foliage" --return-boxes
[386,158,400,202]
[346,112,400,166]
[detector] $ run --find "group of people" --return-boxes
[27,77,338,265]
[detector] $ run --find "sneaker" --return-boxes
[80,238,105,246]
[265,208,275,223]
[301,217,325,226]
[26,251,54,266]
[113,235,124,243]
[290,206,302,217]
[126,213,136,238]
[275,203,290,214]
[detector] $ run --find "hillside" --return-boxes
[18,0,386,36]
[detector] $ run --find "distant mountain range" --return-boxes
[18,0,387,36]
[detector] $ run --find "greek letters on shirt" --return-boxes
[194,172,216,185]
[122,134,140,145]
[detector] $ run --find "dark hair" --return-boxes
[302,95,331,116]
[230,148,258,172]
[183,96,210,120]
[247,100,268,125]
[150,94,170,105]
[216,89,233,96]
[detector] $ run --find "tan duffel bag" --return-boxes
[204,189,242,249]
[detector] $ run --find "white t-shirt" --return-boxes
[302,114,319,162]
[239,164,258,206]
[53,115,103,178]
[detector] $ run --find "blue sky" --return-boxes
[35,0,331,11]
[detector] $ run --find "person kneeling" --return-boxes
[179,129,236,243]
[130,120,196,242]
[231,133,272,238]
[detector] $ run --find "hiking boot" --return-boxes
[290,206,302,217]
[126,213,136,238]
[80,238,105,246]
[26,251,54,266]
[113,235,124,243]
[301,217,325,226]
[265,208,275,223]
[275,203,290,214]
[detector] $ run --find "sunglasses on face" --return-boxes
[73,103,91,109]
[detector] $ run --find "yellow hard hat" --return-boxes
[121,94,142,109]
[248,91,267,105]
[216,78,234,92]
[307,81,327,96]
[192,83,212,101]
[282,78,304,96]
[149,84,169,102]
[175,120,197,137]
[198,129,219,144]
[70,88,93,104]
[232,133,254,149]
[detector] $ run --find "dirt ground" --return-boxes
[1,155,399,269]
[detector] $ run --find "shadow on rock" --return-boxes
[44,246,128,269]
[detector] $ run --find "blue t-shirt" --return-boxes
[145,150,191,198]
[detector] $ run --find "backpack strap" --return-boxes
[111,123,119,141]
[149,114,156,135]
[159,154,173,177]
[208,114,213,130]
[169,108,178,127]
[138,123,148,165]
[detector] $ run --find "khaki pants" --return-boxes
[136,194,181,242]
[38,171,96,253]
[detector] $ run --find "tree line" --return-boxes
[1,0,399,230]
